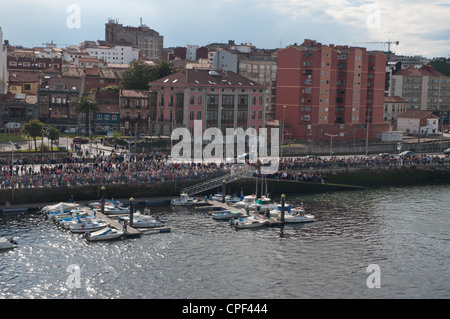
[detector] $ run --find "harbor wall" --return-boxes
[1,166,450,206]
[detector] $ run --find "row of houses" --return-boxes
[1,18,449,142]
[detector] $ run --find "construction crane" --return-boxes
[353,40,399,61]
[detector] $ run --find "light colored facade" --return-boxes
[86,45,139,64]
[397,110,439,136]
[239,58,277,120]
[186,45,199,61]
[384,96,407,128]
[213,50,238,73]
[391,65,450,111]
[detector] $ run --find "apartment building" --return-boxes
[383,96,407,128]
[239,55,277,120]
[86,45,139,64]
[275,39,389,142]
[148,69,266,137]
[390,65,450,125]
[119,89,150,135]
[105,19,163,61]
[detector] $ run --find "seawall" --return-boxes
[1,166,449,206]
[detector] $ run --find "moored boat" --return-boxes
[119,212,165,228]
[250,196,276,212]
[271,204,315,223]
[171,193,198,206]
[85,227,124,241]
[39,202,79,215]
[0,237,17,250]
[69,218,108,233]
[231,216,268,229]
[211,210,243,220]
[235,195,256,209]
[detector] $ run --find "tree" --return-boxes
[75,96,99,137]
[120,60,156,90]
[46,125,60,152]
[22,119,44,151]
[153,60,176,79]
[120,59,177,90]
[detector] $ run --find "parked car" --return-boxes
[64,128,77,134]
[400,151,415,157]
[73,136,89,144]
[378,153,391,158]
[444,148,450,155]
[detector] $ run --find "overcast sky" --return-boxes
[1,0,449,58]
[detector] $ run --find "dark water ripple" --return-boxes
[1,184,449,299]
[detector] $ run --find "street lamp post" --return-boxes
[324,133,338,157]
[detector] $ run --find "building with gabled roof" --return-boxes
[391,65,450,125]
[147,69,266,137]
[397,110,439,136]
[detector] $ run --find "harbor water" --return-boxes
[1,184,449,299]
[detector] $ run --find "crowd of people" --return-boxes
[0,148,449,190]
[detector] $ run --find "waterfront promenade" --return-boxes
[1,151,449,191]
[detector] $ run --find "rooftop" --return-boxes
[394,65,447,77]
[384,96,407,103]
[397,110,438,119]
[150,69,264,87]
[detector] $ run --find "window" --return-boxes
[190,95,195,104]
[190,111,194,121]
[197,111,202,120]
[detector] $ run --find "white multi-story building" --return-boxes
[86,45,139,64]
[186,45,199,61]
[0,27,7,94]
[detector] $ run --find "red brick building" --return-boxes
[275,39,389,142]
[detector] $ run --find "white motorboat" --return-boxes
[59,215,95,230]
[49,208,87,221]
[40,202,79,215]
[270,203,292,215]
[120,211,165,228]
[0,237,17,250]
[90,200,130,215]
[271,204,315,223]
[250,196,276,212]
[211,210,243,220]
[69,218,108,233]
[171,193,199,206]
[85,227,124,241]
[100,204,130,215]
[235,195,256,209]
[211,193,224,201]
[232,216,268,229]
[283,207,315,223]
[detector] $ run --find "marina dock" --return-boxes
[196,199,283,226]
[85,207,141,237]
